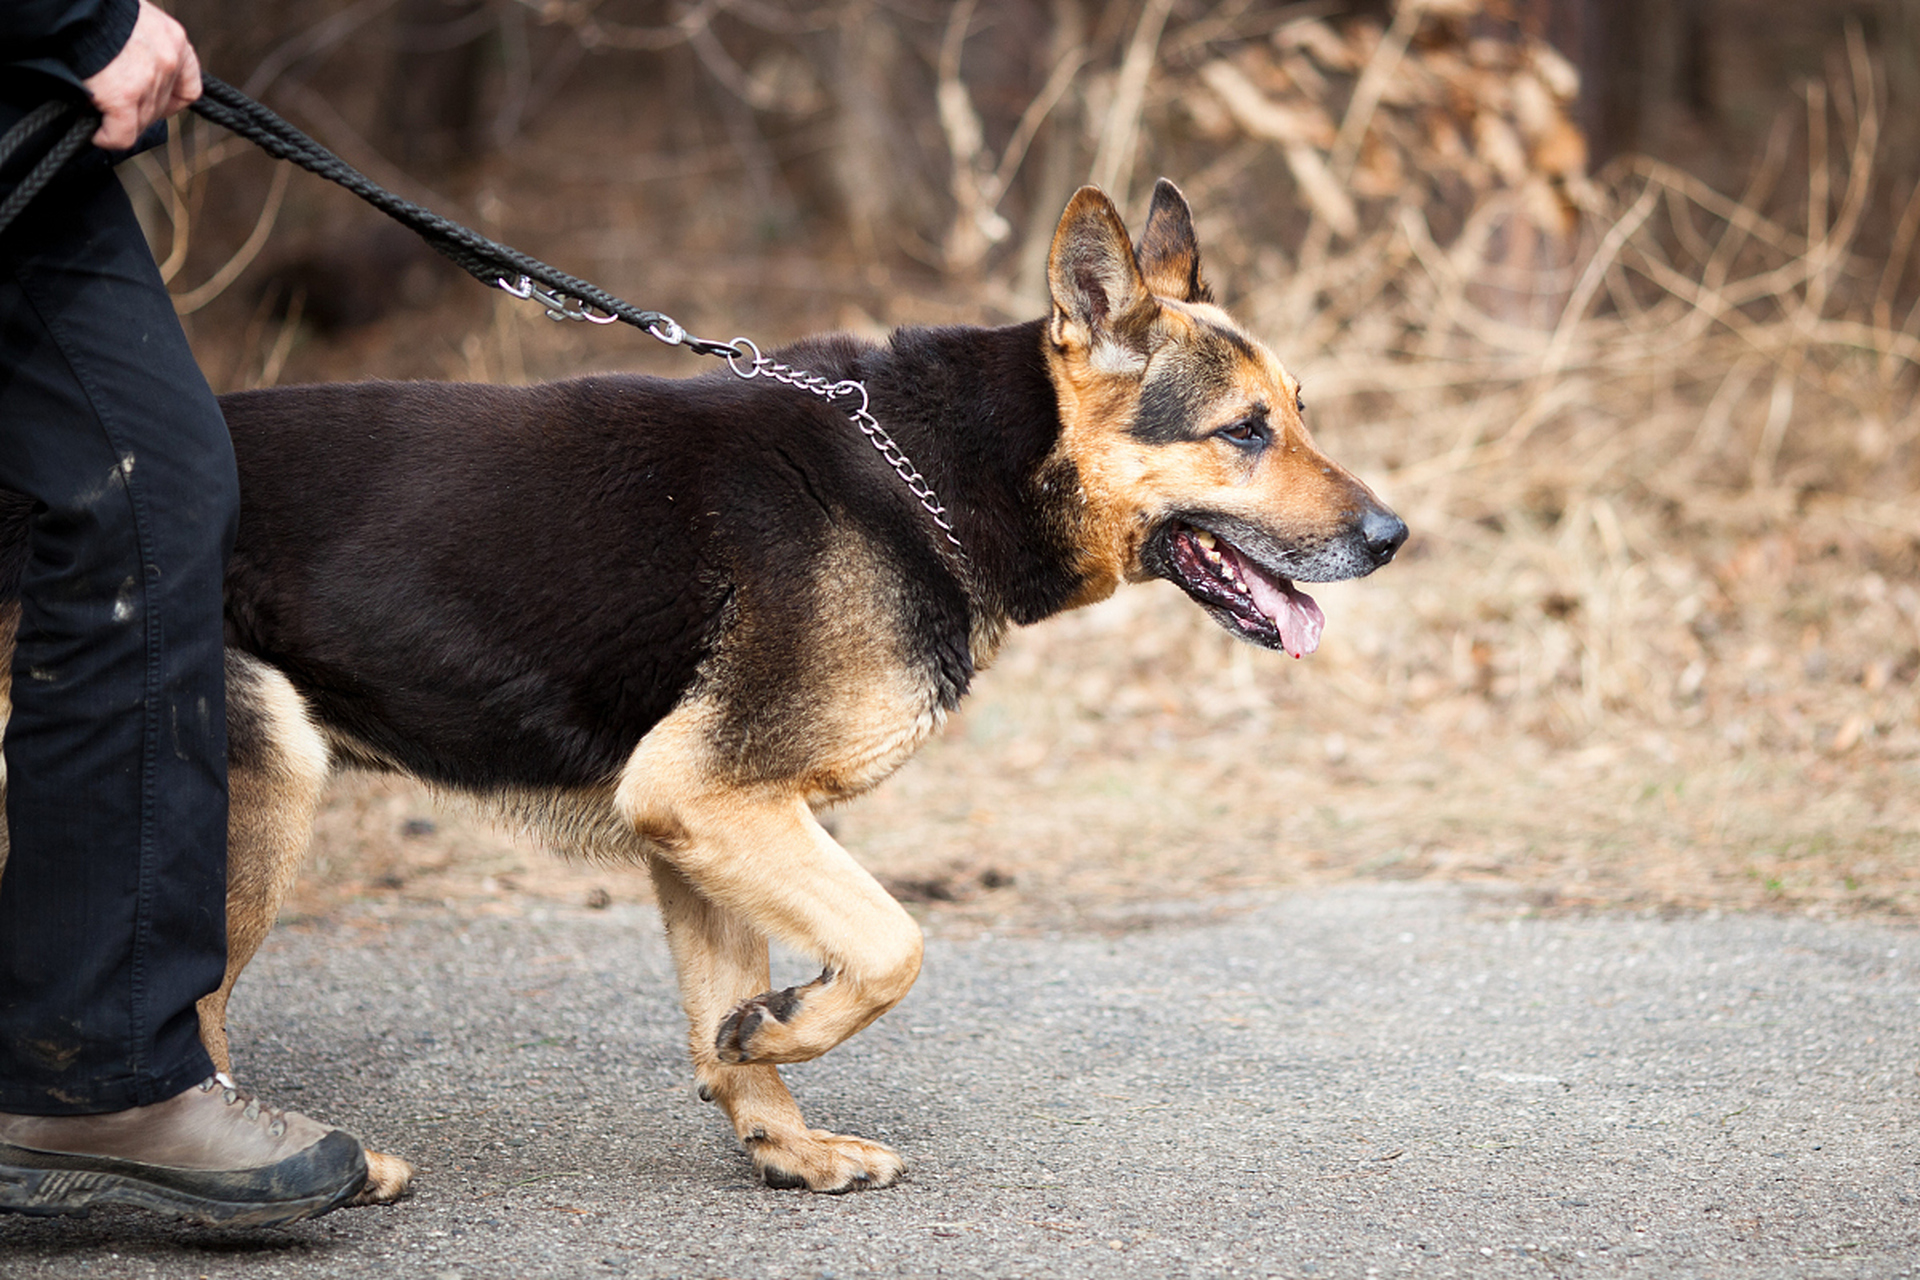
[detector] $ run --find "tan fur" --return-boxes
[700,532,951,800]
[593,639,927,1189]
[647,860,904,1191]
[198,655,330,1066]
[615,701,925,1048]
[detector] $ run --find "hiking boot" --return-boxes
[0,1073,368,1226]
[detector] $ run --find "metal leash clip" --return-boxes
[496,275,618,324]
[644,316,686,346]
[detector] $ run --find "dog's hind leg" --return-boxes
[648,857,906,1192]
[207,653,414,1205]
[197,653,331,1075]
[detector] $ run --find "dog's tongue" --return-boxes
[1243,566,1325,659]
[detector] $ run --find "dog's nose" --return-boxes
[1361,506,1408,566]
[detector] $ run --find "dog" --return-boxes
[0,180,1405,1200]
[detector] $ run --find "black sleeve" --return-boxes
[1,0,140,94]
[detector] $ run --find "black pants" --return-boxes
[0,161,237,1113]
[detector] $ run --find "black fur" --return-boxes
[221,653,274,774]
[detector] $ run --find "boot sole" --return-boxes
[0,1134,368,1227]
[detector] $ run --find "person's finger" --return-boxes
[84,0,200,149]
[160,38,202,118]
[92,100,141,150]
[175,42,203,108]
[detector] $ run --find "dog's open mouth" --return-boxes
[1161,522,1326,658]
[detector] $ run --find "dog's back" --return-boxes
[221,377,722,789]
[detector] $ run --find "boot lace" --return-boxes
[198,1072,292,1138]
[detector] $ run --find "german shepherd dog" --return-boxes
[0,180,1404,1199]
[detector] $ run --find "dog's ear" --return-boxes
[1047,186,1154,365]
[1134,178,1212,304]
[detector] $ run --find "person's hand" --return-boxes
[80,0,201,151]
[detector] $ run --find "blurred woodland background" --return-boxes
[141,0,1920,926]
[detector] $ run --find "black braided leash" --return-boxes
[0,79,963,558]
[189,78,750,357]
[0,102,98,234]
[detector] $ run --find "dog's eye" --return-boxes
[1295,389,1306,416]
[1216,417,1267,447]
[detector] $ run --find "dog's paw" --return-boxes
[715,970,833,1064]
[714,988,800,1063]
[349,1150,416,1205]
[748,1128,904,1193]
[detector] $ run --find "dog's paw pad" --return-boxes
[750,1128,904,1193]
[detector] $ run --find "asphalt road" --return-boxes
[2,883,1915,1279]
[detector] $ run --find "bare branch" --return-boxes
[173,161,293,316]
[1089,0,1173,210]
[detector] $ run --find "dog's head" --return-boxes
[1042,179,1406,657]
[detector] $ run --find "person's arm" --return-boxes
[79,0,201,150]
[0,0,139,88]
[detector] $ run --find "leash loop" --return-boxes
[724,336,763,380]
[644,315,686,346]
[0,103,98,239]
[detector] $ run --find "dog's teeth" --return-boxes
[1196,530,1216,549]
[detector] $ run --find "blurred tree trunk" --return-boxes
[1511,0,1711,168]
[825,0,908,272]
[1882,0,1920,181]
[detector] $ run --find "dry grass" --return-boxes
[157,7,1918,930]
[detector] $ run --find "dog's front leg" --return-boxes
[619,704,925,1065]
[619,703,920,1190]
[648,858,905,1192]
